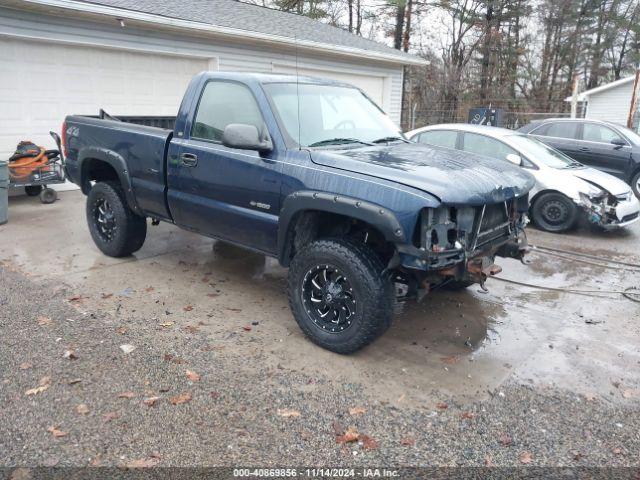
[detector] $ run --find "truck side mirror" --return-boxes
[222,123,273,152]
[505,153,522,166]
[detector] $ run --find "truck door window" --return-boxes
[534,122,579,139]
[191,82,264,142]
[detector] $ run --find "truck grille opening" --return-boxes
[474,202,512,249]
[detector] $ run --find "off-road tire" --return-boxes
[287,238,394,354]
[86,181,147,257]
[531,192,578,233]
[631,171,640,199]
[25,185,42,197]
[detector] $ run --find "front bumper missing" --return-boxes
[578,193,640,229]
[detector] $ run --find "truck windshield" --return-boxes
[263,83,402,148]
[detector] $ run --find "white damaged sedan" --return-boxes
[406,124,640,232]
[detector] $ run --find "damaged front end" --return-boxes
[578,190,640,228]
[395,195,530,290]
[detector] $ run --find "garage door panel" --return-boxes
[0,37,208,160]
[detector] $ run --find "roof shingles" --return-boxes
[77,0,420,63]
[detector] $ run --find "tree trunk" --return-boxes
[479,1,495,102]
[348,0,354,33]
[394,1,406,50]
[402,0,413,52]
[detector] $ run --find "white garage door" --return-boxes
[273,65,386,109]
[0,37,209,161]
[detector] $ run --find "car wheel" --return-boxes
[631,171,640,198]
[287,238,394,354]
[531,192,578,233]
[86,181,147,257]
[25,185,43,197]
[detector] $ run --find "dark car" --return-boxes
[517,118,640,197]
[58,72,533,354]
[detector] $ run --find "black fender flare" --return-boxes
[78,147,141,214]
[277,190,406,266]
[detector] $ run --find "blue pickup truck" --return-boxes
[60,72,534,353]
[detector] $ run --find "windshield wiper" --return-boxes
[308,138,374,147]
[371,136,410,144]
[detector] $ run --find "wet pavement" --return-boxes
[1,190,639,468]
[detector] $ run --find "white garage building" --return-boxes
[0,0,424,161]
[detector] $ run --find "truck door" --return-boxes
[167,80,282,254]
[577,122,632,180]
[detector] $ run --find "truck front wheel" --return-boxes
[86,181,147,257]
[287,239,394,354]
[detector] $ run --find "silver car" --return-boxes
[406,124,640,233]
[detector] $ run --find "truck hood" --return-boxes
[571,166,632,196]
[310,143,535,205]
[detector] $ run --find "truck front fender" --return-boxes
[78,147,141,215]
[277,191,407,265]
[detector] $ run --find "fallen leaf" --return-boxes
[47,426,68,438]
[520,451,533,464]
[461,412,475,420]
[67,378,82,385]
[498,433,513,446]
[90,455,103,467]
[75,404,90,415]
[101,293,113,299]
[169,392,192,405]
[183,305,193,312]
[441,355,459,365]
[163,354,185,364]
[277,408,301,418]
[207,293,219,298]
[360,434,378,450]
[119,344,136,354]
[102,411,119,423]
[400,437,415,446]
[572,451,584,461]
[37,315,53,326]
[185,370,200,382]
[484,455,494,467]
[144,287,155,293]
[19,362,32,370]
[63,349,78,360]
[25,376,51,395]
[183,325,199,334]
[159,322,174,328]
[612,447,623,455]
[349,406,366,416]
[126,456,161,469]
[436,402,448,410]
[584,392,596,401]
[622,389,638,399]
[336,426,359,444]
[116,327,128,335]
[242,325,252,332]
[117,391,135,399]
[226,307,242,312]
[68,295,82,302]
[201,277,210,283]
[143,396,160,407]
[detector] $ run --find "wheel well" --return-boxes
[81,158,119,194]
[530,189,568,208]
[282,210,395,266]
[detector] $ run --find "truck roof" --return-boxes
[195,71,358,89]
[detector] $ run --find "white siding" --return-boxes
[585,81,634,126]
[0,6,404,124]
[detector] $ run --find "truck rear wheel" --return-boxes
[287,239,394,354]
[86,181,147,257]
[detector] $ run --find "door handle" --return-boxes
[578,147,590,152]
[180,153,198,167]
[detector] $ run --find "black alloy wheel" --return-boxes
[302,264,356,333]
